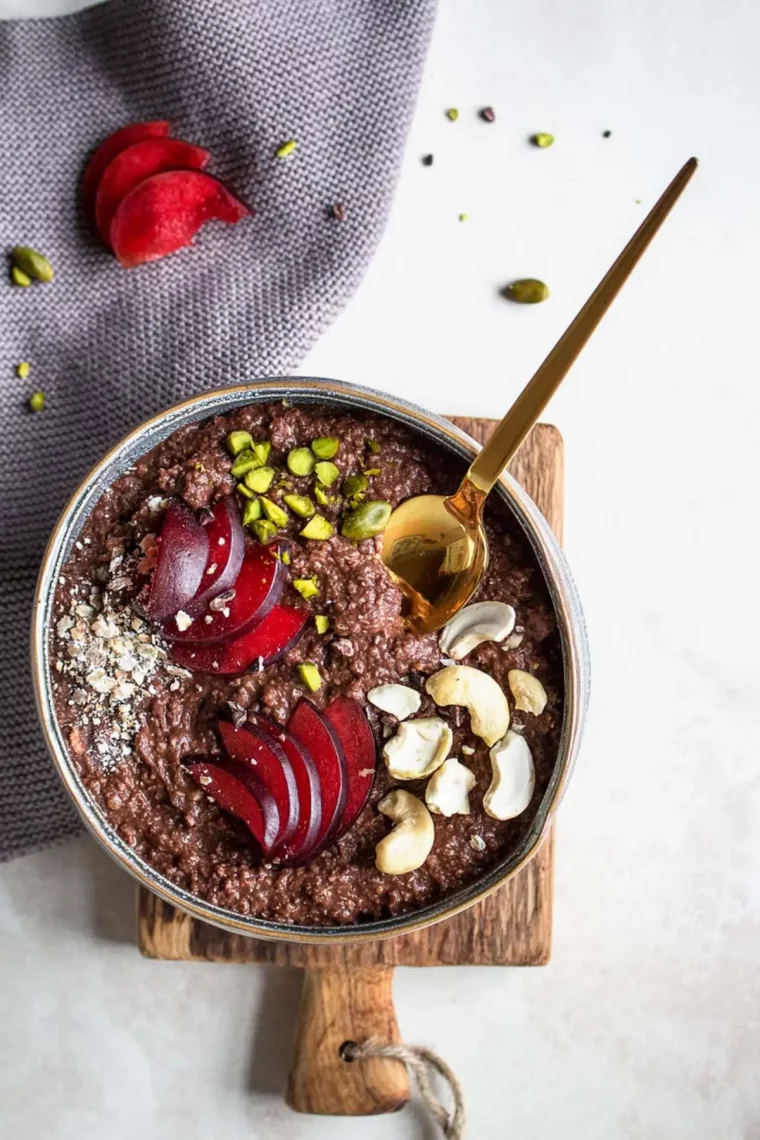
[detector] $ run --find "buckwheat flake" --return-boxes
[83,537,92,545]
[175,611,193,631]
[469,834,487,852]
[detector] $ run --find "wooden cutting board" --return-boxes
[138,419,563,1116]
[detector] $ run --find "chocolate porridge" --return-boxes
[50,401,563,926]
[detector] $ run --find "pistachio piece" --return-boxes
[314,614,330,634]
[16,362,30,379]
[314,484,332,507]
[503,278,549,304]
[293,576,319,600]
[244,466,276,494]
[28,390,45,413]
[508,669,547,715]
[367,683,421,721]
[342,473,368,500]
[314,460,339,487]
[260,497,288,526]
[531,132,555,148]
[445,107,459,122]
[383,716,452,780]
[241,498,262,526]
[483,730,535,820]
[425,665,509,747]
[226,430,253,456]
[311,437,339,459]
[300,515,334,540]
[12,246,54,282]
[236,482,254,499]
[230,450,260,478]
[341,500,392,541]
[252,441,272,465]
[283,493,315,518]
[375,790,435,875]
[276,139,298,159]
[366,439,381,454]
[297,662,322,692]
[425,757,476,817]
[251,519,278,544]
[11,266,31,287]
[287,447,315,476]
[439,601,516,660]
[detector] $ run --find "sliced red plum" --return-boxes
[163,545,284,646]
[110,169,250,268]
[184,495,245,616]
[324,696,377,837]
[82,120,171,211]
[184,758,279,854]
[167,604,307,675]
[95,137,210,246]
[146,501,209,621]
[247,712,322,864]
[217,719,299,849]
[287,700,347,849]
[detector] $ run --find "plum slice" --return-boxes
[247,713,322,865]
[324,696,377,837]
[110,170,250,268]
[95,138,210,246]
[217,719,299,849]
[167,604,307,674]
[288,700,347,849]
[146,501,209,620]
[184,758,280,854]
[163,545,284,646]
[184,495,245,617]
[82,120,170,211]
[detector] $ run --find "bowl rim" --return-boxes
[32,376,589,945]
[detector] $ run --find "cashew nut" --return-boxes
[425,757,476,816]
[483,730,535,820]
[507,669,548,715]
[383,717,453,780]
[367,683,421,720]
[439,601,516,660]
[375,790,435,874]
[425,665,510,747]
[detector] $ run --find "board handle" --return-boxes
[286,966,409,1116]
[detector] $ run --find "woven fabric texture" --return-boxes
[0,0,435,859]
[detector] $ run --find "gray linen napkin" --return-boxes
[0,0,435,860]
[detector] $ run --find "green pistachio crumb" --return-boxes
[244,466,276,494]
[293,576,320,600]
[297,663,322,692]
[11,266,32,287]
[11,246,54,282]
[341,500,392,541]
[342,473,369,500]
[314,484,331,507]
[16,361,30,379]
[230,450,259,478]
[503,278,550,304]
[531,132,555,149]
[363,468,381,476]
[226,430,253,456]
[276,139,298,159]
[314,460,339,487]
[458,213,468,222]
[251,519,278,544]
[260,497,289,526]
[300,514,334,541]
[28,390,45,413]
[445,108,459,122]
[282,549,291,565]
[314,615,330,634]
[287,447,315,476]
[283,493,315,518]
[252,440,271,465]
[242,498,263,526]
[366,440,381,454]
[236,482,254,499]
[311,436,340,459]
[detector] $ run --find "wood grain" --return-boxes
[138,420,563,967]
[286,967,408,1115]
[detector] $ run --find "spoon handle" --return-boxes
[464,156,698,496]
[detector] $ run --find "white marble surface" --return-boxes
[2,0,760,1137]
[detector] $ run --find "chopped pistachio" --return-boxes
[11,266,31,287]
[366,439,381,454]
[260,497,289,527]
[16,362,30,379]
[230,449,260,478]
[287,447,315,476]
[252,440,271,465]
[244,466,276,494]
[11,246,54,282]
[283,493,315,518]
[445,108,459,122]
[343,473,369,500]
[293,576,320,600]
[503,278,550,304]
[314,460,339,487]
[282,549,291,565]
[300,514,334,540]
[242,498,263,526]
[28,390,45,413]
[276,139,298,159]
[458,213,468,223]
[315,614,330,634]
[341,500,392,541]
[363,468,381,476]
[314,484,331,507]
[297,663,322,692]
[236,482,254,499]
[311,436,340,459]
[251,519,278,544]
[531,132,555,149]
[226,430,253,456]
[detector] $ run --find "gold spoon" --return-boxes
[382,156,698,633]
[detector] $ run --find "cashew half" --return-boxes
[425,757,476,817]
[375,790,435,874]
[483,730,535,820]
[508,669,547,715]
[439,601,516,660]
[383,716,453,780]
[367,683,421,720]
[425,665,510,747]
